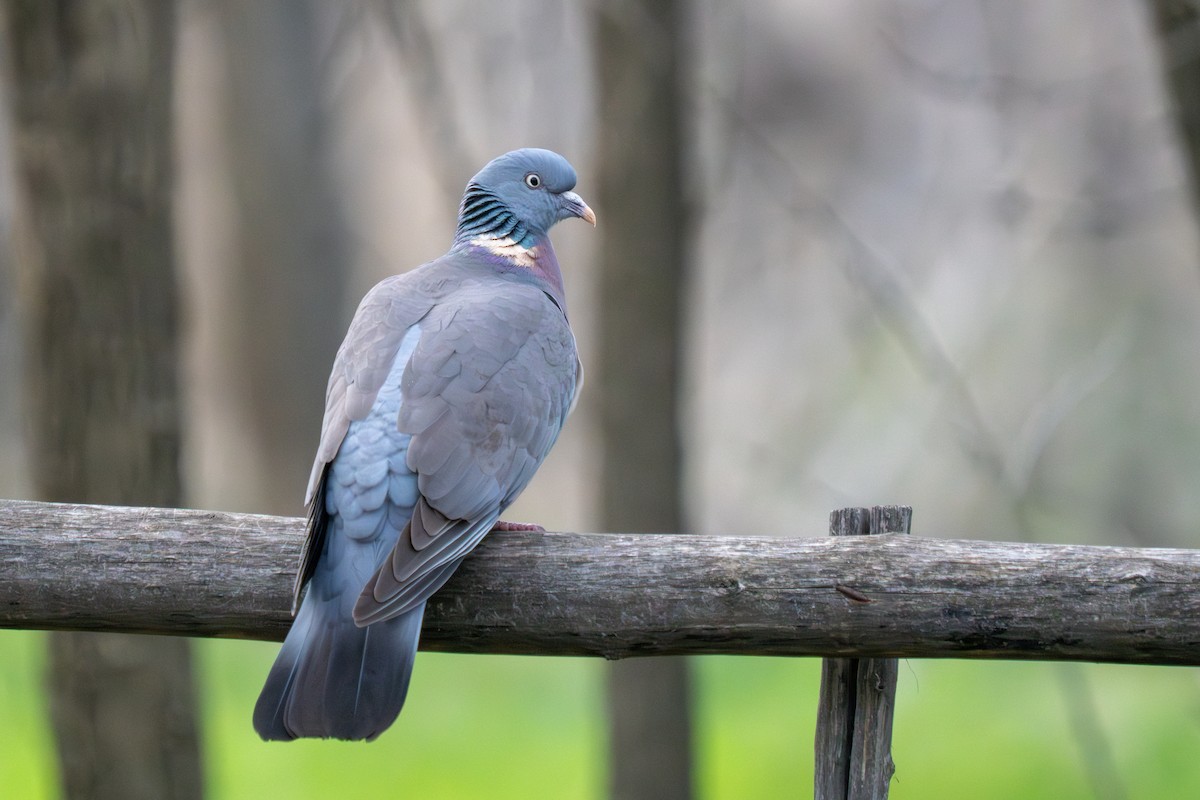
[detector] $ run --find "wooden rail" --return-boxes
[2,498,1199,664]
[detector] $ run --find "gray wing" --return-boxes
[292,269,442,610]
[352,280,579,626]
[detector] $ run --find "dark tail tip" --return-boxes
[252,600,425,741]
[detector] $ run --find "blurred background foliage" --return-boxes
[2,0,1200,798]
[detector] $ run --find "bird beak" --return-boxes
[559,191,597,227]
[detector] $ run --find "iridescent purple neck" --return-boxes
[455,232,567,314]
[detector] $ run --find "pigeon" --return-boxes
[253,148,593,741]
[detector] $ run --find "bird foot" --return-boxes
[490,519,546,532]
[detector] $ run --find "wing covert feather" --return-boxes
[294,263,461,608]
[304,269,449,506]
[352,279,579,625]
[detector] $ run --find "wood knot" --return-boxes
[718,576,745,595]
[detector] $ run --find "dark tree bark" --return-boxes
[593,2,694,798]
[3,1,202,798]
[212,0,351,513]
[1151,1,1200,212]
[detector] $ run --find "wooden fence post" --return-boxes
[815,505,911,800]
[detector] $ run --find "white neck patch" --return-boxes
[471,234,539,269]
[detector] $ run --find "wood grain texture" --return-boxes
[3,498,1200,664]
[815,658,856,800]
[815,507,907,800]
[847,659,898,797]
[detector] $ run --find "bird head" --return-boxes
[455,149,595,248]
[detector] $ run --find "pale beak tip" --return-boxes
[561,191,597,227]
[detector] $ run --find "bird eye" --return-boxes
[524,173,541,189]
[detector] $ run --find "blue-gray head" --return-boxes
[454,148,595,248]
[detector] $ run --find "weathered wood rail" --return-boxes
[2,498,1199,665]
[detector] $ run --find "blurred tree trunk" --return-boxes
[212,0,351,513]
[1151,1,1200,213]
[593,2,694,798]
[4,2,203,799]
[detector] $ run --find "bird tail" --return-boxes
[252,595,425,741]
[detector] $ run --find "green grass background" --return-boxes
[4,630,1200,798]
